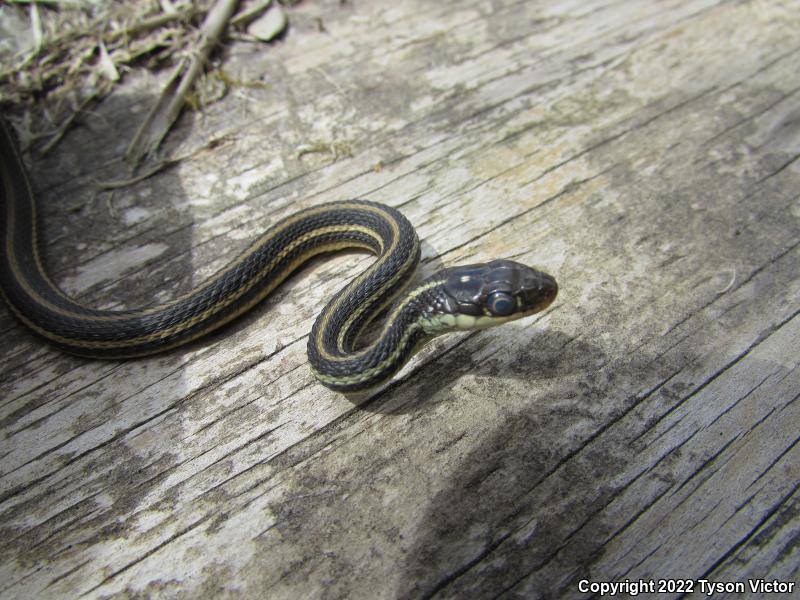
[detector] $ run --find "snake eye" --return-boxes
[487,291,515,316]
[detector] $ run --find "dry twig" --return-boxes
[125,0,240,165]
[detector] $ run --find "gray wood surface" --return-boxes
[1,1,799,598]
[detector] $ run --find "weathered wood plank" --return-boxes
[1,0,799,598]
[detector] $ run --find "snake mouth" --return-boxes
[537,272,558,309]
[517,268,557,314]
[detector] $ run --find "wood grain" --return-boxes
[1,1,798,598]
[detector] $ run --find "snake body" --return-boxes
[0,118,557,391]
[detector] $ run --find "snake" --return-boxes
[0,118,558,392]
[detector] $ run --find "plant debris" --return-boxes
[0,0,291,153]
[125,0,240,165]
[1,2,208,130]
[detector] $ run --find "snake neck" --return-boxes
[307,269,453,393]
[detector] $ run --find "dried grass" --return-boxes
[1,1,215,135]
[0,0,293,151]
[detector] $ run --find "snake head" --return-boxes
[420,259,558,334]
